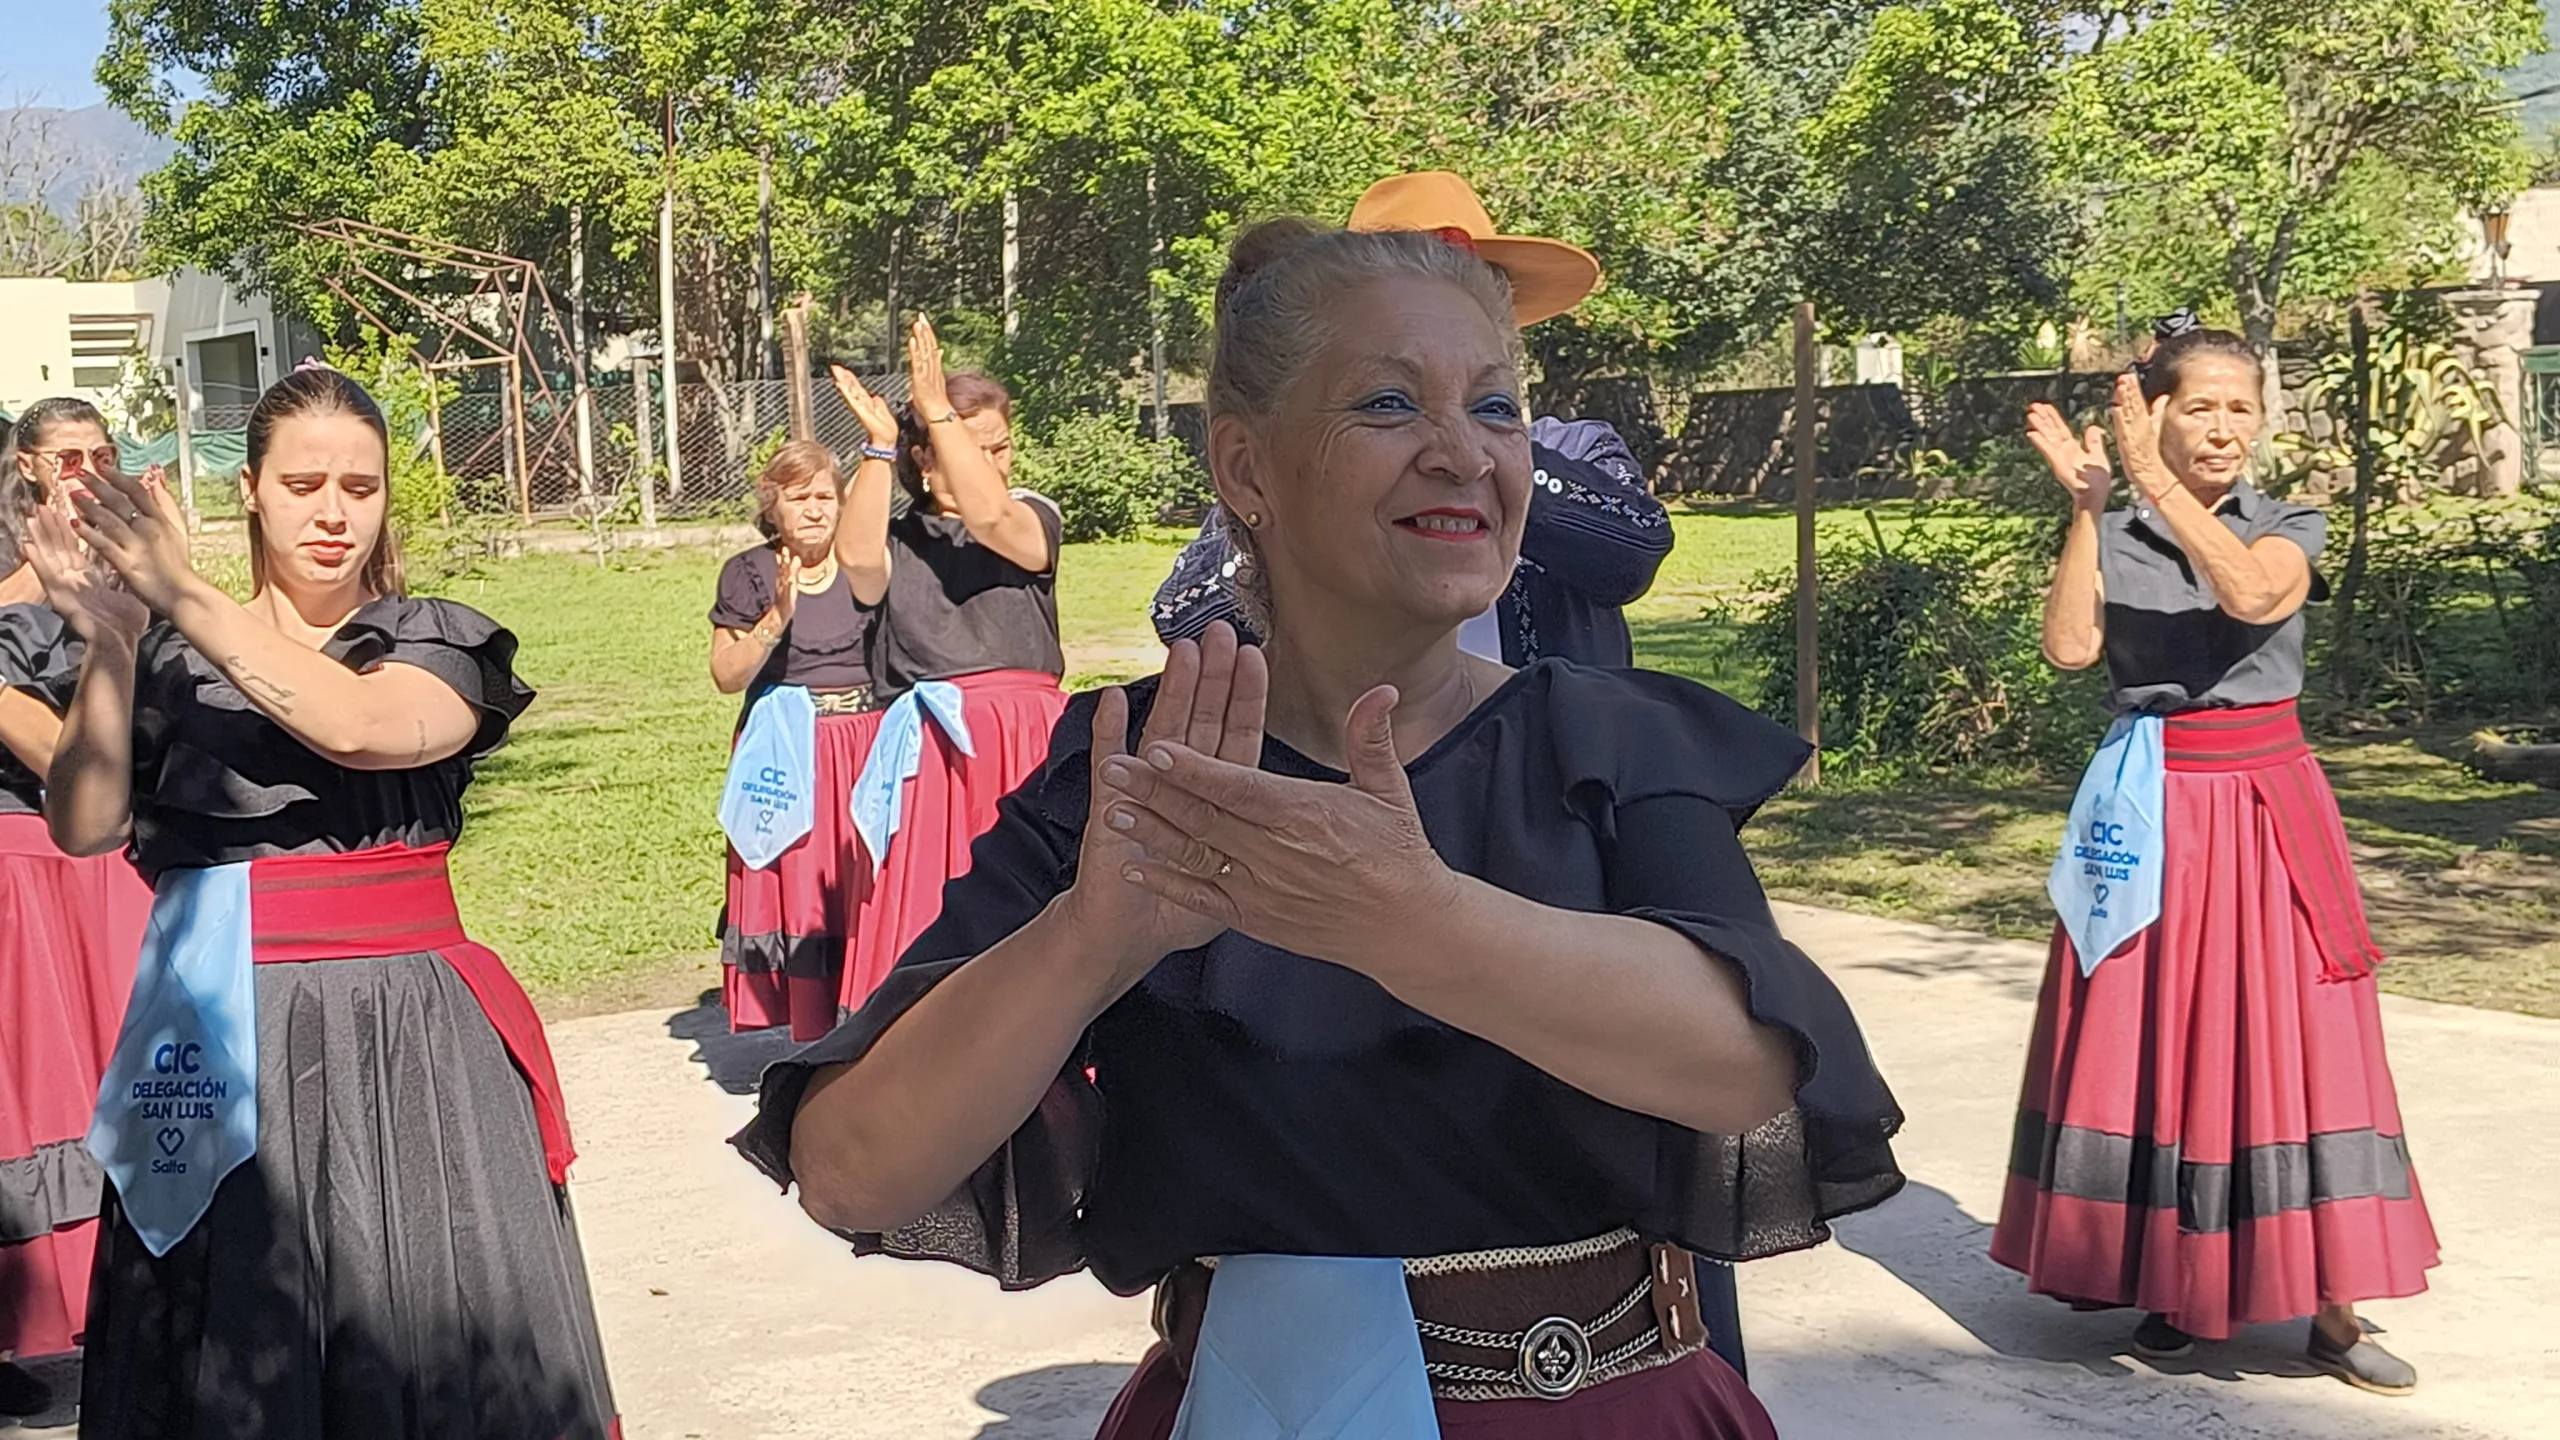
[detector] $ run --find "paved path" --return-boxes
[555,902,2558,1439]
[17,903,2547,1437]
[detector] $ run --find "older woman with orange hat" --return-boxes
[738,214,1899,1438]
[1154,173,1673,677]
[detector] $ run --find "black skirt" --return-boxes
[79,952,617,1440]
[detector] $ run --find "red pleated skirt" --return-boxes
[1094,1343,1777,1440]
[847,670,1066,993]
[1990,703,2439,1339]
[721,710,885,1042]
[0,811,150,1357]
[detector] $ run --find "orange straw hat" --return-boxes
[1346,171,1603,325]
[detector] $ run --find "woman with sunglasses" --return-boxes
[0,398,151,1417]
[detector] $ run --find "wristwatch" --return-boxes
[927,408,959,426]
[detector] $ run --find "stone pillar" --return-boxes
[2444,288,2539,498]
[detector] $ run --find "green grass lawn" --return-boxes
[427,505,2560,1019]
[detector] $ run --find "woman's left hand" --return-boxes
[2109,372,2179,504]
[1099,685,1458,974]
[67,465,198,613]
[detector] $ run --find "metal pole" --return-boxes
[1002,189,1020,341]
[570,204,597,502]
[1792,301,1821,785]
[1148,163,1167,441]
[508,356,533,519]
[168,357,199,528]
[632,356,660,533]
[658,97,686,502]
[758,146,778,380]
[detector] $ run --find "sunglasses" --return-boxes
[30,445,120,477]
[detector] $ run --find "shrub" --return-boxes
[1014,411,1203,542]
[1740,508,2106,777]
[2318,500,2560,722]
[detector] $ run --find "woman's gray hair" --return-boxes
[1205,218,1520,635]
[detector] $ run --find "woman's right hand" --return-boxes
[1060,623,1268,981]
[26,505,147,647]
[830,365,901,447]
[769,550,800,630]
[2026,402,2110,511]
[907,315,953,421]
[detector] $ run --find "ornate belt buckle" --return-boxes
[1517,1316,1591,1400]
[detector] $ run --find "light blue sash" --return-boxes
[87,864,261,1257]
[850,680,973,873]
[719,684,820,870]
[2048,713,2167,975]
[1170,1255,1441,1440]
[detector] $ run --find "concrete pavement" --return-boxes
[552,901,2558,1439]
[22,902,2539,1437]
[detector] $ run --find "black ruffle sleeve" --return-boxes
[328,597,536,760]
[729,686,1127,1289]
[0,602,80,710]
[1545,664,1905,1256]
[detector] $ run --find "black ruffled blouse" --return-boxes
[0,603,79,815]
[734,661,1904,1296]
[124,596,534,882]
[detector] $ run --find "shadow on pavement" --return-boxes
[665,991,801,1095]
[1833,1182,2329,1386]
[973,1362,1138,1439]
[0,1352,78,1433]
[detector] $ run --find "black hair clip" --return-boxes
[2151,308,2202,343]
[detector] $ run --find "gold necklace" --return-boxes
[792,554,839,593]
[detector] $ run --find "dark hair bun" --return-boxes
[1216,216,1329,320]
[2137,326,2261,403]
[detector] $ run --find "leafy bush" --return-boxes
[2317,500,2560,722]
[1740,508,2106,777]
[1014,411,1204,542]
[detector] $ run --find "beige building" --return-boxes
[0,269,302,427]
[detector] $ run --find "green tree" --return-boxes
[2056,0,2544,360]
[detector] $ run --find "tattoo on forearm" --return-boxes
[225,657,297,714]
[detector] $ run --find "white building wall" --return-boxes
[0,269,280,422]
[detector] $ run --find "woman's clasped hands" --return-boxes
[1062,622,1462,984]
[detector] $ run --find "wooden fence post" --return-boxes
[784,295,814,444]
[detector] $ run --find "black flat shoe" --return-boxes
[2309,1324,2416,1395]
[0,1360,52,1417]
[2132,1312,2195,1359]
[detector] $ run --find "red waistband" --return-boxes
[948,668,1065,695]
[2162,700,2309,772]
[248,843,469,963]
[232,842,578,1182]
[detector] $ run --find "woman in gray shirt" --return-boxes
[1990,330,2436,1395]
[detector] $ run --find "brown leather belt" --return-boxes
[810,686,879,715]
[1153,1231,1710,1403]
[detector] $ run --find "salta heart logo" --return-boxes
[156,1127,185,1157]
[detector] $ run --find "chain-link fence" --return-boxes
[440,370,911,522]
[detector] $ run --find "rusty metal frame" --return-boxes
[292,218,596,518]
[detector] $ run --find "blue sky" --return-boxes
[3,1,110,108]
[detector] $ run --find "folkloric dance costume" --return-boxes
[1993,482,2438,1338]
[76,598,619,1440]
[0,603,150,1360]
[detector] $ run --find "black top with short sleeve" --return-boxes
[0,602,77,815]
[2098,480,2328,714]
[709,546,875,694]
[125,596,533,882]
[875,495,1065,693]
[733,661,1905,1296]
